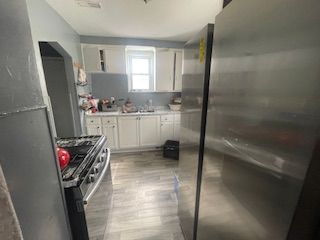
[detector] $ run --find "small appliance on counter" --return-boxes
[98,97,118,112]
[169,97,182,111]
[122,98,138,113]
[56,135,113,240]
[80,95,99,113]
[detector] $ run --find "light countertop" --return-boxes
[86,109,181,117]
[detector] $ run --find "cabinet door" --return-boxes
[118,116,139,148]
[156,49,175,92]
[104,46,126,74]
[139,116,160,147]
[87,124,102,135]
[160,122,174,144]
[102,125,119,150]
[173,122,181,141]
[174,51,183,92]
[82,46,101,72]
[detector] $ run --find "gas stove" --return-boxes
[57,135,112,240]
[57,135,106,188]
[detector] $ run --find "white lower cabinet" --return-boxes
[160,113,181,144]
[173,122,180,141]
[87,124,102,135]
[118,115,160,148]
[160,122,174,144]
[118,116,140,149]
[139,116,160,147]
[87,113,180,151]
[102,125,119,150]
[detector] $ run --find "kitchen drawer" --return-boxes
[161,114,174,122]
[102,117,117,125]
[87,117,101,125]
[174,113,181,123]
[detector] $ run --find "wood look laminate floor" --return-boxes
[104,151,185,240]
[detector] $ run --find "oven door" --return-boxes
[84,148,113,240]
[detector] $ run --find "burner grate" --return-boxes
[56,135,105,184]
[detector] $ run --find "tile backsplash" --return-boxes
[90,73,180,106]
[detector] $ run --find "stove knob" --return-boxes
[99,154,105,163]
[92,167,99,174]
[87,174,95,183]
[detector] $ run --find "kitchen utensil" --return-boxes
[57,147,70,170]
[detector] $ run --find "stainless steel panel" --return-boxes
[86,164,113,240]
[0,108,71,240]
[0,1,71,239]
[197,1,320,239]
[0,0,44,113]
[178,25,213,240]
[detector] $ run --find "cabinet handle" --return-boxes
[97,126,100,129]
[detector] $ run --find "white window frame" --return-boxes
[126,47,155,92]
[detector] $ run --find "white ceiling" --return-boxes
[46,0,223,41]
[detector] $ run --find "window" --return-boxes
[126,47,155,92]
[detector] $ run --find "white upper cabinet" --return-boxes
[103,46,126,74]
[139,115,160,147]
[174,50,183,92]
[156,49,175,92]
[155,48,183,92]
[82,44,182,91]
[82,45,126,74]
[82,46,103,72]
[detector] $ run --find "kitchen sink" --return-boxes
[121,109,156,114]
[139,109,155,113]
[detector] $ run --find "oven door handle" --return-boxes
[83,148,110,205]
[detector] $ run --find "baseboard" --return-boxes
[111,146,163,154]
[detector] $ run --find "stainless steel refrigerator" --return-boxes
[178,24,214,240]
[179,0,320,240]
[0,1,71,239]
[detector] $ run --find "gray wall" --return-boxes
[42,57,75,137]
[26,0,84,136]
[80,35,185,48]
[91,73,180,106]
[0,1,71,239]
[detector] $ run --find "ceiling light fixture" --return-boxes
[143,0,152,4]
[75,0,102,8]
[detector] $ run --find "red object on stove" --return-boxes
[57,147,70,170]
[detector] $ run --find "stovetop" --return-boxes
[57,136,100,148]
[56,136,105,184]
